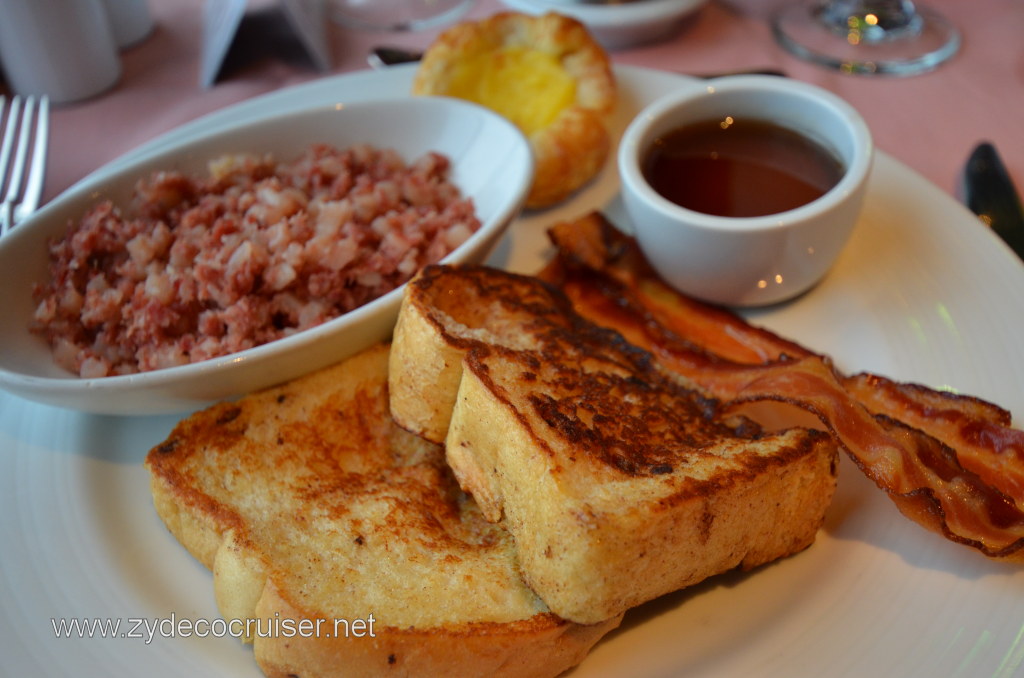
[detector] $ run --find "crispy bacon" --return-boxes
[541,212,1024,561]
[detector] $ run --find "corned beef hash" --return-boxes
[30,143,480,378]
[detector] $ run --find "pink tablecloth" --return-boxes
[31,0,1024,208]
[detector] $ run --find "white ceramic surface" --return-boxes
[0,96,532,414]
[2,65,1022,678]
[99,0,155,48]
[330,0,473,30]
[501,0,708,49]
[618,75,873,307]
[0,0,122,104]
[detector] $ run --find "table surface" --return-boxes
[19,0,1024,212]
[2,7,1023,677]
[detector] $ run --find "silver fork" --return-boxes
[0,94,50,236]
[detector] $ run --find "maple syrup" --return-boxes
[643,118,844,218]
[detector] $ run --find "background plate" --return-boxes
[2,65,1023,677]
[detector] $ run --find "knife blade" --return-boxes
[367,46,424,69]
[961,141,1024,261]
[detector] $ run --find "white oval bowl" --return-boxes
[0,96,533,414]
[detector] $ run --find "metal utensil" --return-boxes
[0,95,50,236]
[368,46,425,69]
[367,45,786,79]
[961,142,1024,261]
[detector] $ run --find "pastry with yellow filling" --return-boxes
[413,12,616,208]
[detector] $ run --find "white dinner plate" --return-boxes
[2,65,1022,678]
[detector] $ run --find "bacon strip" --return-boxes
[542,212,1024,560]
[842,374,1024,504]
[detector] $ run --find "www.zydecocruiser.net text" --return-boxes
[51,613,377,645]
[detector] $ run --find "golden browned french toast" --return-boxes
[389,265,839,624]
[145,343,619,678]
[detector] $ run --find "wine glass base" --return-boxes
[772,3,960,76]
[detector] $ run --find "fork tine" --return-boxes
[14,96,49,223]
[3,96,35,206]
[0,94,18,234]
[1,95,50,235]
[0,95,19,193]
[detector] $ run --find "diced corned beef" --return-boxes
[30,144,480,377]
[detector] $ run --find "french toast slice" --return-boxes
[145,343,620,678]
[389,265,839,624]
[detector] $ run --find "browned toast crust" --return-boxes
[389,265,839,623]
[146,343,619,677]
[388,263,648,442]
